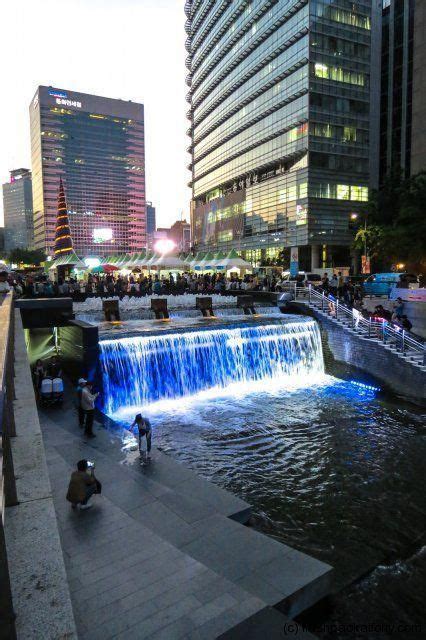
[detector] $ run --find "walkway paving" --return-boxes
[39,399,331,639]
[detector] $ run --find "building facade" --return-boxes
[146,201,156,235]
[380,0,426,181]
[2,169,34,252]
[380,0,414,182]
[185,0,380,269]
[408,0,426,174]
[30,86,146,256]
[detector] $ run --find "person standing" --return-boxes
[81,382,99,438]
[76,378,87,428]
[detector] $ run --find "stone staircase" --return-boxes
[294,292,426,374]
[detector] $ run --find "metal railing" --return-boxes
[0,292,17,636]
[280,283,426,365]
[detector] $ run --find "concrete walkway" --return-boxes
[40,400,331,639]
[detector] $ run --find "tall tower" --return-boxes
[2,169,33,251]
[185,0,380,270]
[54,178,73,256]
[30,86,146,257]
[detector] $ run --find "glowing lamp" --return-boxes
[350,213,358,220]
[396,263,405,270]
[84,257,101,268]
[154,239,175,255]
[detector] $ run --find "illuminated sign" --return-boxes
[49,90,68,98]
[56,98,82,108]
[93,228,113,243]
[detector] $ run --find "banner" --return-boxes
[361,255,371,274]
[290,247,299,277]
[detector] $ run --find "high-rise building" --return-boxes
[380,0,414,181]
[185,1,381,269]
[2,169,34,252]
[410,0,426,174]
[380,0,426,180]
[30,86,146,256]
[146,201,156,235]
[170,219,191,253]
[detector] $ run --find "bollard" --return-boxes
[103,299,120,321]
[237,296,256,315]
[151,299,169,319]
[196,297,214,317]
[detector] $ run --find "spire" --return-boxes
[54,178,73,255]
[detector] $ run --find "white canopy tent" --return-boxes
[150,255,189,270]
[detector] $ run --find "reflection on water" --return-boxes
[115,380,426,637]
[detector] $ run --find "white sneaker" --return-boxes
[79,503,93,510]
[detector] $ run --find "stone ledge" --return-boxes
[3,311,77,639]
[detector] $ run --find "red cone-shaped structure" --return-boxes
[54,178,73,255]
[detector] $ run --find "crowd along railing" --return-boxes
[280,283,425,365]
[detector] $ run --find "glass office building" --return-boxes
[30,86,146,256]
[186,0,380,269]
[2,169,33,251]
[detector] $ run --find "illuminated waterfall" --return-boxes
[99,320,324,416]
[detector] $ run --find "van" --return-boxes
[363,273,418,297]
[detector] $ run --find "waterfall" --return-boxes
[99,318,324,416]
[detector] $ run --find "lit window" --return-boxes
[337,185,350,200]
[343,127,357,142]
[298,182,308,198]
[314,63,328,78]
[218,230,233,242]
[351,186,369,201]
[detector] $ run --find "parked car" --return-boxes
[304,273,323,287]
[363,273,418,297]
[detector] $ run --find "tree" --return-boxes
[8,248,47,265]
[354,170,426,272]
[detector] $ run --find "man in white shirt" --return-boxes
[81,382,99,438]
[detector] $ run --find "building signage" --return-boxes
[290,247,299,276]
[55,98,82,108]
[49,90,68,98]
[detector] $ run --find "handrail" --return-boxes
[280,283,425,364]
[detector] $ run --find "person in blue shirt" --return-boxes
[131,414,152,460]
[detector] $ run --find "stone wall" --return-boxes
[4,311,77,639]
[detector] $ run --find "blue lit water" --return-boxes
[99,318,426,637]
[99,318,324,416]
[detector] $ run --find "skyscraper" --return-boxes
[30,86,146,256]
[2,169,33,252]
[380,0,426,181]
[146,201,156,235]
[185,1,380,270]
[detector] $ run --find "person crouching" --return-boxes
[66,459,101,510]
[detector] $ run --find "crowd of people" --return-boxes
[1,269,367,299]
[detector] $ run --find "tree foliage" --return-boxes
[354,170,426,272]
[8,248,47,265]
